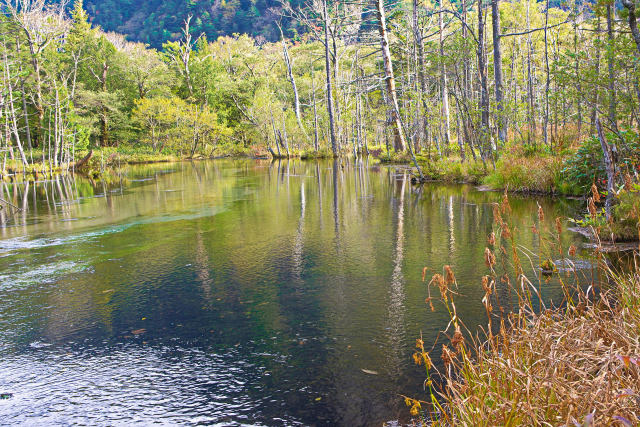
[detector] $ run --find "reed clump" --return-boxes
[409,191,640,426]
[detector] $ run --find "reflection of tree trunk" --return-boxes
[332,158,339,235]
[448,195,455,255]
[292,182,306,283]
[195,231,213,301]
[386,172,407,381]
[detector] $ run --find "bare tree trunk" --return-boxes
[311,73,319,152]
[439,6,451,147]
[596,118,615,219]
[278,23,307,140]
[543,0,551,149]
[3,49,28,166]
[526,0,536,144]
[606,3,618,133]
[322,0,338,156]
[100,62,109,147]
[478,0,491,159]
[414,0,433,156]
[574,14,583,137]
[281,112,290,157]
[270,108,282,158]
[591,16,601,132]
[375,0,407,152]
[491,0,506,143]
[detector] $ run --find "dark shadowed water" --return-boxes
[0,159,590,426]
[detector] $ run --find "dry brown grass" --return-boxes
[442,292,640,426]
[407,192,640,426]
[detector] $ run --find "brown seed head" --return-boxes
[493,204,503,226]
[441,344,455,368]
[501,190,512,214]
[444,265,456,285]
[501,225,512,240]
[591,183,601,203]
[588,197,597,217]
[537,203,545,222]
[430,273,448,300]
[451,326,464,352]
[484,248,496,268]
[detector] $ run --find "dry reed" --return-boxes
[408,192,640,426]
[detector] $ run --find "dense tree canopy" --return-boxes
[53,0,306,48]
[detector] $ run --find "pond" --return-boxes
[0,159,590,425]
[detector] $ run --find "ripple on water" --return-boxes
[0,345,298,426]
[0,260,90,291]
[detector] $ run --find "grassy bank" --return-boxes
[405,195,640,425]
[372,146,578,195]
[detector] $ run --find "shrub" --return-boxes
[562,130,640,195]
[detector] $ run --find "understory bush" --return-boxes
[562,131,640,194]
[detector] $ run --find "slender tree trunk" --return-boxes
[596,118,615,219]
[375,0,407,152]
[279,24,307,140]
[322,0,338,156]
[281,112,290,157]
[574,16,582,137]
[3,49,28,166]
[491,0,506,143]
[439,6,451,147]
[100,62,109,147]
[591,16,601,132]
[478,0,491,159]
[606,3,618,132]
[415,0,433,156]
[270,108,281,158]
[526,0,536,144]
[543,0,551,149]
[311,74,319,152]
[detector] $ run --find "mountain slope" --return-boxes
[78,0,297,48]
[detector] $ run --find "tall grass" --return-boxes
[407,191,640,426]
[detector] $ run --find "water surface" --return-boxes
[0,159,588,425]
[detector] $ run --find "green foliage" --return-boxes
[612,190,640,241]
[562,131,640,195]
[132,96,231,155]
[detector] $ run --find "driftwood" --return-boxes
[70,149,93,170]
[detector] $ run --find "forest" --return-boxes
[0,0,638,161]
[0,0,639,425]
